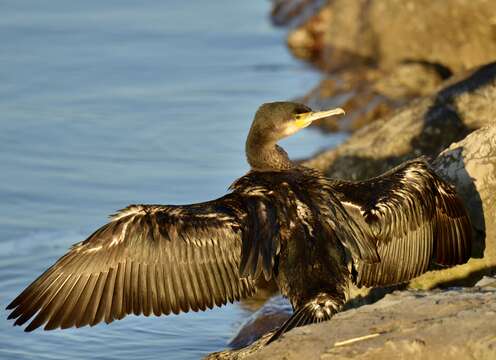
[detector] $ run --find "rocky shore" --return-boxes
[207,1,496,358]
[209,281,496,359]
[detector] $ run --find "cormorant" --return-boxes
[6,102,472,344]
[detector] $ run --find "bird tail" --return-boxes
[266,293,341,344]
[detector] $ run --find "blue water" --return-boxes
[0,1,345,359]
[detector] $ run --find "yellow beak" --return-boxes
[294,107,345,129]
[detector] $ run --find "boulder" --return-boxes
[304,62,496,180]
[208,286,496,359]
[280,0,496,132]
[410,125,496,289]
[228,296,291,350]
[284,0,496,73]
[301,62,447,132]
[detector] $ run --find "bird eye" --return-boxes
[294,106,311,115]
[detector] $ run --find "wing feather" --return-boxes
[433,177,472,265]
[6,197,256,331]
[60,274,90,328]
[333,159,472,287]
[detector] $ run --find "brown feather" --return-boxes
[333,159,472,287]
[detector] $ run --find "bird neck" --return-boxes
[245,138,293,171]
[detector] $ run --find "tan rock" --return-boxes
[304,63,496,180]
[286,0,496,73]
[302,62,446,133]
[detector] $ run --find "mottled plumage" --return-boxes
[332,160,471,288]
[7,102,471,345]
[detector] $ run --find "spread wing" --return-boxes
[332,159,472,287]
[6,196,256,332]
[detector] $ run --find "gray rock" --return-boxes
[410,125,496,289]
[475,276,496,288]
[207,288,496,359]
[228,296,291,350]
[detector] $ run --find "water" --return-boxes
[0,1,346,358]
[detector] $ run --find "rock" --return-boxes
[270,0,326,27]
[304,62,496,180]
[283,0,496,133]
[368,0,496,72]
[302,62,447,133]
[372,62,449,99]
[286,3,332,63]
[476,276,496,288]
[434,127,496,248]
[286,0,371,70]
[286,0,496,73]
[228,296,291,349]
[206,288,496,359]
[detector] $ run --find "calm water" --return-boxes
[0,1,345,359]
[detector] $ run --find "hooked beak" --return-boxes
[294,107,345,129]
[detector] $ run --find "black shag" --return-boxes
[6,102,472,343]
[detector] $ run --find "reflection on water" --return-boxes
[0,1,345,358]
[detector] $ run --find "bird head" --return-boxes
[249,101,345,144]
